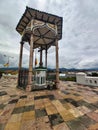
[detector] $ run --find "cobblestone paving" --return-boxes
[0,77,98,130]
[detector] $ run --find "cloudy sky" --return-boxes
[0,0,98,69]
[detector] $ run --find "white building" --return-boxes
[59,73,66,77]
[76,72,98,86]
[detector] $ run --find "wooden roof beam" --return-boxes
[25,15,31,21]
[27,9,33,18]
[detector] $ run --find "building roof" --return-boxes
[16,6,63,40]
[76,72,86,75]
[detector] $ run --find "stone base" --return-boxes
[56,81,60,89]
[26,84,32,92]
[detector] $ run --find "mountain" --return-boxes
[0,67,98,72]
[0,67,18,71]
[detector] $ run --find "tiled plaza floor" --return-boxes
[0,77,98,130]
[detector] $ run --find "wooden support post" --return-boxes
[55,39,59,88]
[26,34,34,91]
[17,41,24,87]
[39,46,43,67]
[45,46,47,68]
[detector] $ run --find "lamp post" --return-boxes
[4,55,14,67]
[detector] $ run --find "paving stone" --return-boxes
[77,106,91,114]
[48,95,55,100]
[0,118,8,124]
[24,105,34,112]
[35,109,47,118]
[36,116,50,124]
[85,103,97,111]
[0,91,7,96]
[8,113,22,123]
[12,106,25,114]
[22,111,35,121]
[51,91,64,99]
[43,98,52,107]
[78,100,89,106]
[52,100,66,112]
[0,79,98,129]
[34,95,55,100]
[0,104,6,109]
[36,124,52,130]
[62,103,73,110]
[64,98,79,107]
[53,122,70,130]
[63,98,72,103]
[20,120,36,130]
[69,107,83,117]
[8,99,18,104]
[0,109,2,114]
[61,90,70,95]
[66,118,87,130]
[46,105,58,115]
[48,113,64,126]
[93,101,98,108]
[0,105,15,122]
[87,112,98,122]
[2,85,8,88]
[60,110,75,122]
[0,123,6,130]
[15,100,26,108]
[36,116,52,130]
[70,100,79,107]
[10,95,17,97]
[73,93,80,96]
[78,100,97,110]
[78,115,96,128]
[88,123,98,130]
[25,100,34,106]
[35,99,44,109]
[59,99,67,104]
[4,122,21,130]
[20,95,27,99]
[74,96,84,101]
[95,109,98,113]
[34,95,48,100]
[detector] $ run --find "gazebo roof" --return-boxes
[16,6,63,40]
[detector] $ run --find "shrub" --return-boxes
[60,76,76,82]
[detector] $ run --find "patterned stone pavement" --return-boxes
[0,77,98,130]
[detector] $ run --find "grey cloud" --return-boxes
[0,0,98,69]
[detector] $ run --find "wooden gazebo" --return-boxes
[16,7,63,91]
